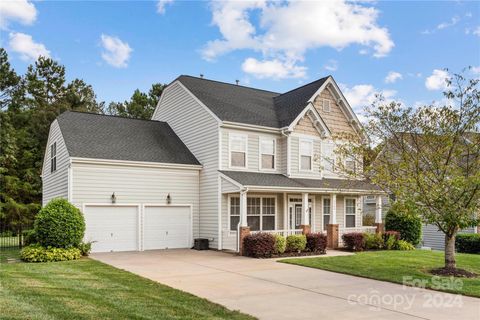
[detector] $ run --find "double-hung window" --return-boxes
[322,142,335,173]
[50,142,57,173]
[229,196,276,231]
[345,156,356,173]
[260,138,275,170]
[345,198,356,228]
[323,198,331,230]
[299,139,313,171]
[230,134,247,168]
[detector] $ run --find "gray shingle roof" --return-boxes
[176,75,329,128]
[57,111,200,165]
[220,171,382,192]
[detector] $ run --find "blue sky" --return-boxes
[1,0,479,116]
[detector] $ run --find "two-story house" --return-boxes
[42,75,384,253]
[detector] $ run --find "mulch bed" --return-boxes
[430,267,478,278]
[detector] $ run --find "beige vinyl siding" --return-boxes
[71,162,200,239]
[314,88,356,136]
[221,128,283,173]
[42,120,69,206]
[153,82,220,247]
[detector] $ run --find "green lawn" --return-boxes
[281,250,480,298]
[0,257,255,320]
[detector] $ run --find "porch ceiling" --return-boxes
[219,170,383,194]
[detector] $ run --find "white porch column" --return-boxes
[330,193,337,224]
[240,190,248,227]
[375,195,383,223]
[302,192,309,225]
[283,192,288,230]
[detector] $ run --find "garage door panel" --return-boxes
[144,206,191,250]
[84,206,139,253]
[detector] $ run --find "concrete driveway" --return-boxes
[92,249,480,320]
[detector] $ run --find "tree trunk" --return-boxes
[444,234,456,269]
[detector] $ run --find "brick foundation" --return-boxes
[327,224,339,249]
[375,223,384,234]
[300,224,311,235]
[239,226,250,256]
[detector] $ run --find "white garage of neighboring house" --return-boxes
[41,111,201,253]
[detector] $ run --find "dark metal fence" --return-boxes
[0,220,33,250]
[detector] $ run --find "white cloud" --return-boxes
[0,0,37,29]
[8,32,50,61]
[425,69,450,91]
[324,59,338,72]
[156,0,174,14]
[100,34,132,68]
[473,26,480,36]
[385,71,402,83]
[437,16,459,29]
[343,84,396,110]
[202,0,393,79]
[241,58,306,79]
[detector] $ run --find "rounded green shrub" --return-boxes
[286,234,307,252]
[455,233,480,254]
[34,199,85,248]
[20,244,81,262]
[385,202,422,246]
[364,232,384,250]
[274,234,286,254]
[395,240,415,251]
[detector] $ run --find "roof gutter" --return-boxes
[70,157,203,170]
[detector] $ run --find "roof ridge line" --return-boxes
[61,111,166,123]
[274,76,331,99]
[178,75,281,95]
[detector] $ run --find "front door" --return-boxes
[288,200,312,230]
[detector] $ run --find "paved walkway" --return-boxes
[92,249,480,320]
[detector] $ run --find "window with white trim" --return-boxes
[322,142,335,172]
[345,156,356,173]
[345,198,356,228]
[322,99,331,112]
[50,142,57,173]
[323,198,330,230]
[230,134,247,168]
[229,197,240,230]
[299,139,313,171]
[260,138,275,170]
[229,196,276,231]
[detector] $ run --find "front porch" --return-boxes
[220,189,383,252]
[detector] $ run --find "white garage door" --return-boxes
[143,206,191,250]
[83,205,139,253]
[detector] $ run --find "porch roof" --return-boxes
[219,170,383,193]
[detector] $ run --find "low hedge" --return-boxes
[306,233,327,253]
[20,244,81,262]
[286,234,307,252]
[342,232,365,251]
[364,233,384,250]
[243,233,276,258]
[456,233,480,254]
[274,234,286,254]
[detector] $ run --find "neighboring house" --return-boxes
[42,75,384,253]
